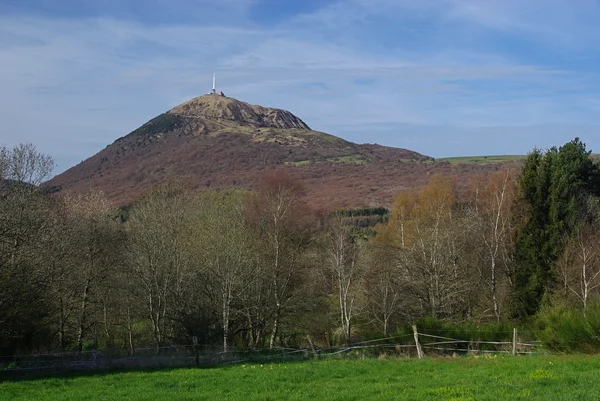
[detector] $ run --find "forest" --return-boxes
[1,138,600,356]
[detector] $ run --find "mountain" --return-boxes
[47,94,503,209]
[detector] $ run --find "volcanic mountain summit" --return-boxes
[48,94,497,209]
[170,95,311,130]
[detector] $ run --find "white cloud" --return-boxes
[447,0,600,49]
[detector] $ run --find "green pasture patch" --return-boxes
[326,155,369,164]
[439,155,525,165]
[284,160,312,166]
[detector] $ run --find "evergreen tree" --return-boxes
[514,138,600,317]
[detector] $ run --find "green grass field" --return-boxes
[439,154,600,165]
[438,155,526,165]
[2,355,600,400]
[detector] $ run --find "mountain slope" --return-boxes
[47,94,503,208]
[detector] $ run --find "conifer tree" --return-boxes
[514,138,600,316]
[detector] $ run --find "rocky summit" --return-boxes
[169,95,311,130]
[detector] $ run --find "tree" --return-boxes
[126,185,194,350]
[364,245,404,335]
[247,171,313,348]
[0,143,54,186]
[515,138,600,316]
[469,167,518,322]
[0,144,55,353]
[64,190,124,351]
[555,197,600,316]
[568,224,600,316]
[191,190,256,352]
[325,214,366,343]
[377,176,475,322]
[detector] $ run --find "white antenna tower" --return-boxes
[212,73,216,94]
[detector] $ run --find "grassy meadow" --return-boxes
[2,355,600,400]
[439,153,600,165]
[438,155,525,165]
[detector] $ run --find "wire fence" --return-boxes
[0,328,543,378]
[417,332,541,355]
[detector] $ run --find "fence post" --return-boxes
[412,325,424,359]
[193,336,199,367]
[512,328,517,356]
[306,335,318,359]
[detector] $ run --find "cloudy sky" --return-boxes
[2,0,600,174]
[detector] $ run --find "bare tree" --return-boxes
[43,201,80,352]
[191,190,255,352]
[0,144,56,352]
[364,245,404,335]
[469,168,517,322]
[62,190,122,351]
[248,172,313,348]
[126,185,194,350]
[0,143,54,186]
[379,176,474,321]
[562,221,600,317]
[325,215,365,344]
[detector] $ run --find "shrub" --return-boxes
[532,302,600,352]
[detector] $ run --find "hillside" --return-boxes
[47,94,508,209]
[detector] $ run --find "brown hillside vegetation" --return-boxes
[47,94,508,209]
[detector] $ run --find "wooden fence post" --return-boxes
[306,335,318,359]
[512,328,517,356]
[193,336,199,367]
[412,325,424,359]
[107,347,113,370]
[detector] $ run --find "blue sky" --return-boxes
[1,0,600,174]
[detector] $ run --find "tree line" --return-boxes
[1,139,600,355]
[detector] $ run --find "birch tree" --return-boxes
[325,215,365,343]
[127,185,193,350]
[469,168,517,322]
[364,245,404,335]
[560,204,600,317]
[64,190,122,351]
[192,190,255,352]
[378,176,474,321]
[248,172,313,348]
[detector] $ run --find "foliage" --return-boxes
[404,318,519,349]
[514,138,600,317]
[332,207,389,241]
[116,205,131,223]
[334,207,389,218]
[375,176,477,322]
[532,301,600,352]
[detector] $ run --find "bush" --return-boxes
[409,318,516,350]
[532,302,600,352]
[358,318,517,353]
